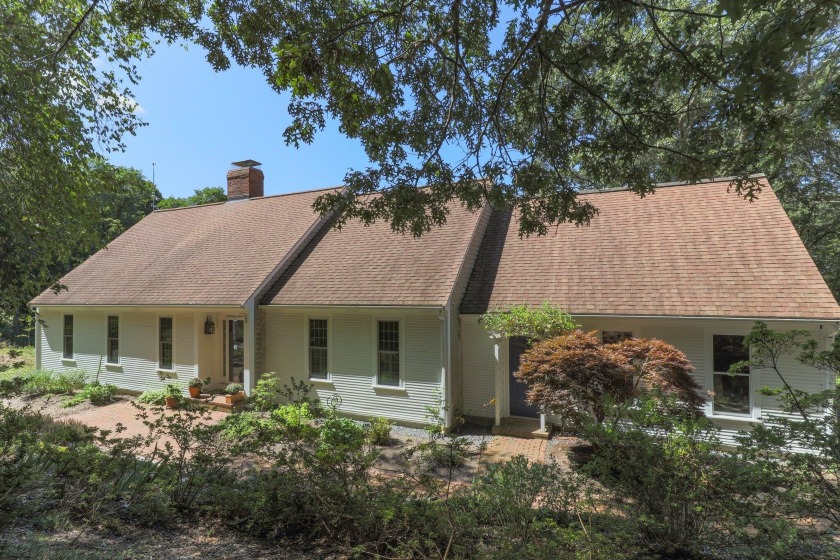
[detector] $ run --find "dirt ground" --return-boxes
[0,522,336,559]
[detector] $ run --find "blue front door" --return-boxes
[509,337,539,418]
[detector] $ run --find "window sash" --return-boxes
[106,316,119,364]
[712,334,751,416]
[712,373,751,415]
[159,317,173,370]
[308,319,328,379]
[62,315,74,359]
[377,321,400,386]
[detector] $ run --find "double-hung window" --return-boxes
[377,321,400,386]
[308,319,329,380]
[712,335,750,416]
[106,316,119,364]
[159,317,173,370]
[63,315,74,359]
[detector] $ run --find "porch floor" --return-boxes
[492,416,552,439]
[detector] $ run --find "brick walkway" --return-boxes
[61,399,228,444]
[482,435,546,465]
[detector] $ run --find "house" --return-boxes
[31,163,840,441]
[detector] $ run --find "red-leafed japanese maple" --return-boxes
[611,338,704,418]
[515,331,703,424]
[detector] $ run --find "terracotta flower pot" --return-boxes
[188,386,201,399]
[165,396,179,409]
[224,391,245,404]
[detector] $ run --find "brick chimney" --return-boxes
[227,160,264,200]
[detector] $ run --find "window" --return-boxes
[602,331,633,344]
[377,321,400,386]
[159,317,173,370]
[106,316,119,364]
[309,319,328,379]
[62,315,74,359]
[712,334,750,415]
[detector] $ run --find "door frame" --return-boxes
[223,318,246,383]
[508,336,540,418]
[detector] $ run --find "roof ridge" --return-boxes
[152,185,344,213]
[578,173,767,195]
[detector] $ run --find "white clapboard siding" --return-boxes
[460,315,496,417]
[264,308,444,426]
[37,307,197,394]
[461,314,834,446]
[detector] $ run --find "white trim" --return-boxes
[156,314,176,372]
[372,316,405,389]
[62,313,74,360]
[34,310,42,370]
[304,314,332,381]
[105,313,121,366]
[569,313,840,323]
[704,328,759,420]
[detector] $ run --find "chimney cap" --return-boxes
[231,159,262,168]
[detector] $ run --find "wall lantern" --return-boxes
[204,316,215,335]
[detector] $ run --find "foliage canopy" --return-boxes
[516,330,702,423]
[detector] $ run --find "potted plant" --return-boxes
[188,377,209,398]
[224,382,245,404]
[164,383,181,408]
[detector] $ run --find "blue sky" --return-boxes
[108,43,370,198]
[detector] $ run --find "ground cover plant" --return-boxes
[1,326,839,559]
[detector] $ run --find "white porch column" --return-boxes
[243,301,255,395]
[493,338,506,426]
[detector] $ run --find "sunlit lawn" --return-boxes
[0,345,35,380]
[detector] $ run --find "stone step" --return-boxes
[492,418,552,439]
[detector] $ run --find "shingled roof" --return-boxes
[262,201,487,307]
[31,189,334,307]
[460,178,840,320]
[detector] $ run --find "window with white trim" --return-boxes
[106,315,119,364]
[308,318,328,380]
[63,314,74,359]
[712,334,750,415]
[159,317,173,370]
[377,320,400,386]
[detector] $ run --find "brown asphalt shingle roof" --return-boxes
[262,201,485,307]
[31,189,334,306]
[460,179,840,320]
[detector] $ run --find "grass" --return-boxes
[0,345,35,380]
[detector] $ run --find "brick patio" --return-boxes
[45,398,552,468]
[60,399,228,446]
[482,435,546,465]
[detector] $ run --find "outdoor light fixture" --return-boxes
[204,316,215,335]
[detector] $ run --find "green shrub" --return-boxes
[249,372,283,411]
[270,402,314,428]
[319,416,366,452]
[137,388,167,405]
[421,438,469,470]
[62,383,118,407]
[20,369,85,395]
[224,382,243,395]
[581,407,792,557]
[366,416,393,445]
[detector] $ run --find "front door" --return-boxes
[224,319,245,383]
[509,337,539,418]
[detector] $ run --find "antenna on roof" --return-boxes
[151,162,157,211]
